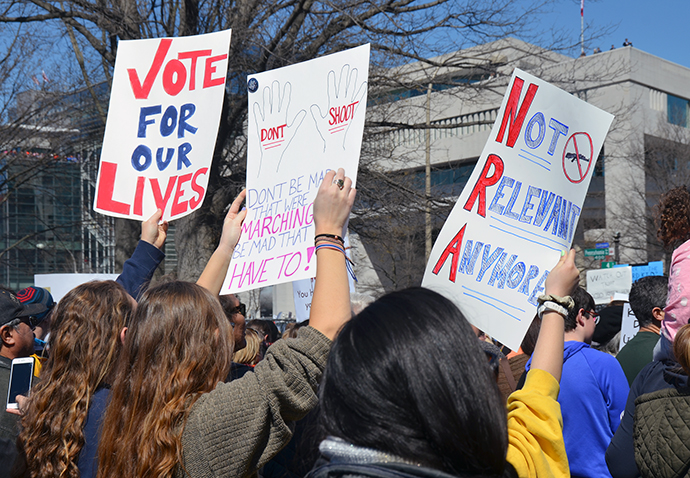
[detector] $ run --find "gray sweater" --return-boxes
[179,326,331,478]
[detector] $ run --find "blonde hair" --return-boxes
[233,327,261,365]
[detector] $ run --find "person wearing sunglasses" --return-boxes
[219,295,252,381]
[526,286,628,478]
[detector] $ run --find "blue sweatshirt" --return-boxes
[528,341,629,478]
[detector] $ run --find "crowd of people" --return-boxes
[2,171,690,478]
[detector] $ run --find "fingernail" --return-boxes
[561,250,566,257]
[241,207,246,211]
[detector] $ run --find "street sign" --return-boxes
[602,261,616,269]
[595,242,610,249]
[585,248,609,258]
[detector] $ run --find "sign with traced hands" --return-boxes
[223,45,369,294]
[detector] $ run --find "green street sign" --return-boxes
[584,248,609,258]
[601,261,616,269]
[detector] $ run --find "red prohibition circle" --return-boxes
[562,132,594,184]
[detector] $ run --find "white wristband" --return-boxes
[537,301,568,319]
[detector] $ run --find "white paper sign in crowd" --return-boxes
[34,273,119,302]
[223,45,369,294]
[586,266,633,305]
[94,30,232,221]
[619,303,639,352]
[422,69,614,351]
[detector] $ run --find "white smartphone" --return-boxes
[6,357,34,409]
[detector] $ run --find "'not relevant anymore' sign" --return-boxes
[423,69,614,351]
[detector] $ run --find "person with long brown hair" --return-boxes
[14,281,134,478]
[97,169,355,478]
[12,210,168,478]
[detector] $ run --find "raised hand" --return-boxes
[141,208,168,250]
[252,80,307,176]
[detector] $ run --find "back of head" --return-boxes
[319,287,510,476]
[565,287,595,332]
[674,324,690,376]
[629,276,669,327]
[97,281,233,478]
[657,186,690,252]
[247,318,279,343]
[233,327,261,364]
[19,280,133,478]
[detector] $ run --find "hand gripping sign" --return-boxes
[94,30,232,221]
[422,69,614,351]
[222,44,369,294]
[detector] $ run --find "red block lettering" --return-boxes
[95,162,130,215]
[127,39,172,100]
[431,224,467,283]
[463,154,504,217]
[495,77,539,148]
[189,168,208,209]
[178,49,212,90]
[150,176,177,212]
[203,54,228,88]
[133,176,145,216]
[170,173,192,216]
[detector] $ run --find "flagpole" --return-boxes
[580,0,585,55]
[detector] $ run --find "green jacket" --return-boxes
[634,386,690,478]
[178,326,331,478]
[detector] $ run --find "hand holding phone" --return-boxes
[7,357,34,410]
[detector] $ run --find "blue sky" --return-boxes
[529,0,690,68]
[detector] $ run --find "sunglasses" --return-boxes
[231,302,246,317]
[17,316,40,330]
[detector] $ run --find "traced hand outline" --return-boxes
[253,80,306,177]
[310,64,368,154]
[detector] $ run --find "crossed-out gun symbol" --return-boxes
[565,152,589,163]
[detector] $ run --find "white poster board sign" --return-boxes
[293,278,315,323]
[94,30,232,221]
[223,45,369,294]
[422,69,614,351]
[34,273,119,302]
[586,266,633,305]
[618,302,639,351]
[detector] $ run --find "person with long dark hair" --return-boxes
[311,251,579,478]
[96,169,356,478]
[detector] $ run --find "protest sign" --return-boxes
[586,266,633,304]
[94,30,232,221]
[618,302,639,352]
[34,273,119,302]
[293,278,315,323]
[422,69,614,351]
[614,261,664,282]
[223,45,369,294]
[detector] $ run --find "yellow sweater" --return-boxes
[506,368,569,478]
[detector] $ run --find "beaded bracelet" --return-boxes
[314,242,357,282]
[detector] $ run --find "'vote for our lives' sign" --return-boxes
[422,69,614,351]
[222,45,370,294]
[94,30,232,221]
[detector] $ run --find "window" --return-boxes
[668,94,689,127]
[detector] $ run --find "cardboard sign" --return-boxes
[34,273,119,302]
[422,69,614,351]
[94,30,232,221]
[223,45,369,294]
[618,302,639,351]
[586,266,633,304]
